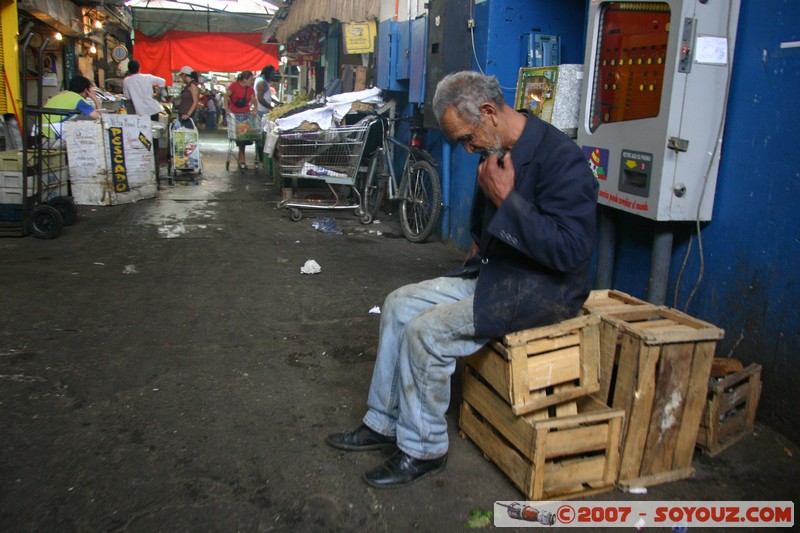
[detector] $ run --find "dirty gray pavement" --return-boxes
[1,130,798,532]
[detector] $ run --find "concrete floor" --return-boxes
[1,129,797,532]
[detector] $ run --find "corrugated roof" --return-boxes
[268,0,379,43]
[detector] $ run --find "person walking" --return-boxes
[326,71,599,488]
[206,91,218,130]
[177,66,200,128]
[123,59,166,120]
[224,70,257,170]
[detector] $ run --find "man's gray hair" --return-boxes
[432,71,505,125]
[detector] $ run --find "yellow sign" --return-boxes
[343,21,376,54]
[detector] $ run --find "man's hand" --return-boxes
[477,151,514,206]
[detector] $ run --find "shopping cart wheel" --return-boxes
[359,213,373,225]
[49,196,78,226]
[290,208,303,222]
[29,204,64,239]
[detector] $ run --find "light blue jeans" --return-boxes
[363,277,488,460]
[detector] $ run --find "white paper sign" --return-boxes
[695,35,729,65]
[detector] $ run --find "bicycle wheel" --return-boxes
[399,159,442,243]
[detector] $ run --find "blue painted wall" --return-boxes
[607,0,800,443]
[429,0,800,442]
[441,0,587,249]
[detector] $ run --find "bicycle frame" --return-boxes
[369,115,436,202]
[360,112,443,242]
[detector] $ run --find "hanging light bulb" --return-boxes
[94,20,103,29]
[55,32,63,41]
[89,44,97,54]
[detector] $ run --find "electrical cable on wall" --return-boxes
[673,1,735,312]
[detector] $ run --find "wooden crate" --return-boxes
[696,363,762,457]
[464,314,600,416]
[599,307,724,489]
[583,290,659,403]
[460,365,624,500]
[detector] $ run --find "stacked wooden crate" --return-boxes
[459,314,625,500]
[696,360,762,457]
[583,292,725,490]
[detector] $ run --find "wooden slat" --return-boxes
[719,381,753,413]
[602,307,724,344]
[710,362,762,393]
[544,424,609,459]
[528,390,552,420]
[509,345,530,407]
[459,402,531,496]
[618,344,660,481]
[531,398,624,430]
[526,345,581,390]
[581,320,601,387]
[744,372,762,427]
[611,334,641,436]
[640,343,694,476]
[512,383,600,416]
[604,416,623,485]
[462,369,534,455]
[522,332,580,355]
[717,409,747,440]
[464,346,511,403]
[632,318,680,329]
[530,428,549,500]
[596,320,619,404]
[554,390,578,418]
[617,466,695,490]
[503,314,597,346]
[639,327,723,344]
[671,340,716,470]
[543,455,606,491]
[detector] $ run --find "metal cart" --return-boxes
[168,117,202,183]
[225,113,261,173]
[277,119,373,223]
[0,33,76,239]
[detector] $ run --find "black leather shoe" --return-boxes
[326,424,396,452]
[363,450,447,488]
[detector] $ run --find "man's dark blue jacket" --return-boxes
[447,112,598,338]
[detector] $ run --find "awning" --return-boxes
[265,0,380,43]
[133,30,279,84]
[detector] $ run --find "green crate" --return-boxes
[0,151,22,171]
[0,150,66,171]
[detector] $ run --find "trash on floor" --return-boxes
[369,306,381,314]
[300,259,322,274]
[312,216,342,234]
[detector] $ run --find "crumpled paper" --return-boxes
[300,259,322,274]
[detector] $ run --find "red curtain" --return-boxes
[133,30,280,85]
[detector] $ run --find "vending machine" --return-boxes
[577,0,741,221]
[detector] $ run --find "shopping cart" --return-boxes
[168,118,202,183]
[277,120,373,223]
[226,113,261,173]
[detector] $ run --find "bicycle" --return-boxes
[357,112,442,243]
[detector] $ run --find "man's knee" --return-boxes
[383,283,420,312]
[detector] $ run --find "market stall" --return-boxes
[64,113,157,205]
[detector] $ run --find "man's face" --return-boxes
[440,105,503,158]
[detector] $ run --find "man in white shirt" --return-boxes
[255,65,276,117]
[123,59,166,120]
